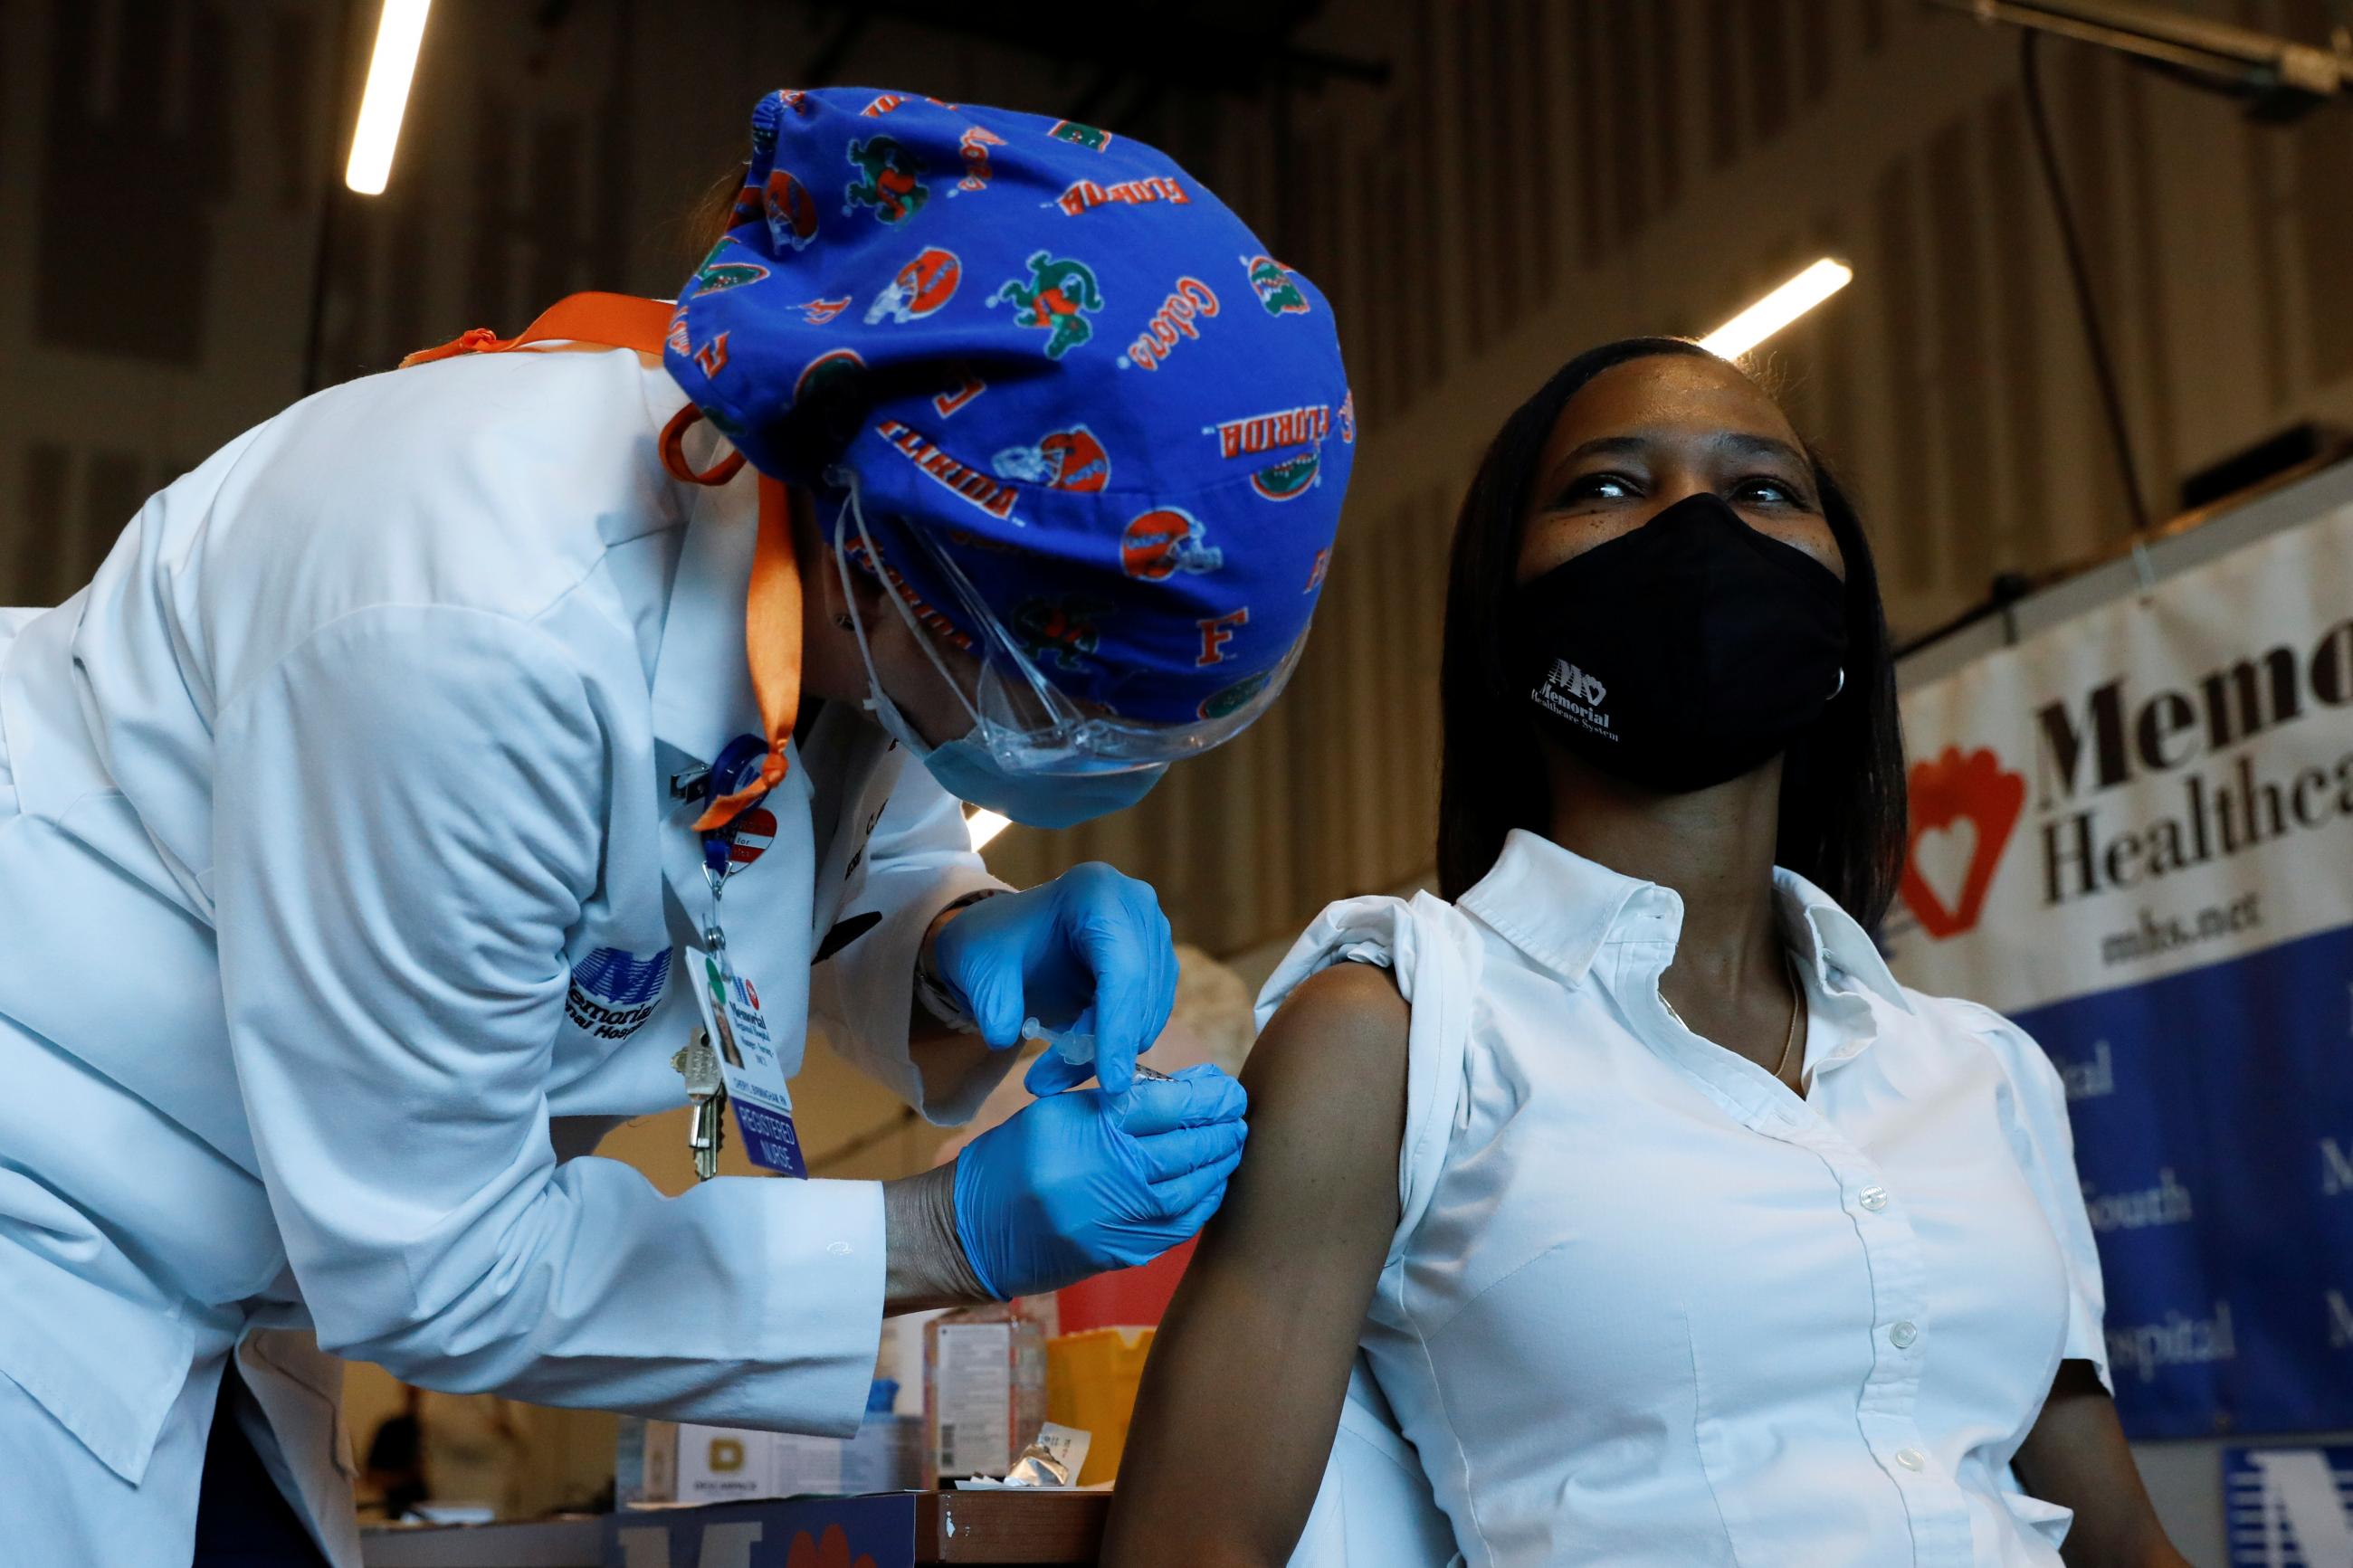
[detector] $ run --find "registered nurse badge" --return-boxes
[688,734,808,1178]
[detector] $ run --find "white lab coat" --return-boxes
[0,345,1006,1565]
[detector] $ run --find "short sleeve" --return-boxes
[1948,999,2113,1394]
[1255,892,1484,1269]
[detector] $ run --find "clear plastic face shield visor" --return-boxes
[831,481,1304,777]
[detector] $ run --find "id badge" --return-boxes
[688,732,810,1179]
[690,932,808,1178]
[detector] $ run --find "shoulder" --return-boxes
[1907,990,2072,1113]
[1255,891,1483,1027]
[210,352,683,622]
[1232,946,1415,1230]
[1239,892,1486,1221]
[249,348,669,513]
[1243,960,1408,1122]
[185,353,687,702]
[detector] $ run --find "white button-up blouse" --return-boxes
[1260,830,2110,1568]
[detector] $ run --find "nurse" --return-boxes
[0,90,1351,1564]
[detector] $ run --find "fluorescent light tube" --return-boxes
[1700,258,1855,359]
[345,0,432,195]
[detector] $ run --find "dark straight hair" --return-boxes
[1434,337,1909,927]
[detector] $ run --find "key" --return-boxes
[690,1089,728,1182]
[673,1031,728,1182]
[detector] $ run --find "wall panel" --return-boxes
[4,0,2351,963]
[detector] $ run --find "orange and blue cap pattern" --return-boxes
[665,87,1354,727]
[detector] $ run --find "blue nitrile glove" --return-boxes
[950,1064,1247,1300]
[929,862,1176,1094]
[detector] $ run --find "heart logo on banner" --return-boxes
[1910,818,1979,921]
[1899,746,2027,939]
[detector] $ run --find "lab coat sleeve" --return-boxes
[211,605,882,1432]
[806,757,1010,1126]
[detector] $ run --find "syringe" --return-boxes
[1020,1017,1172,1082]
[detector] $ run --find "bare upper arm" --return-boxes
[1100,960,1412,1568]
[1227,960,1412,1235]
[2013,1362,2191,1568]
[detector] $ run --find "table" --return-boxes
[360,1490,1112,1567]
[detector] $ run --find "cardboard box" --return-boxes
[678,1419,921,1502]
[1046,1326,1156,1485]
[618,1414,919,1505]
[615,1415,675,1506]
[923,1308,1047,1486]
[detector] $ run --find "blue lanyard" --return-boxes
[699,732,777,911]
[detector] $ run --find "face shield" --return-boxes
[831,480,1306,780]
[662,90,1353,818]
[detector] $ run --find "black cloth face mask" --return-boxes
[1510,490,1849,794]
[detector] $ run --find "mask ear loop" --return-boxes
[831,475,989,747]
[660,405,747,487]
[899,533,1092,756]
[833,477,1100,770]
[832,490,897,728]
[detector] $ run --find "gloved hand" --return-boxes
[927,861,1176,1094]
[950,1064,1247,1300]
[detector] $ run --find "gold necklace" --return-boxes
[1771,954,1805,1084]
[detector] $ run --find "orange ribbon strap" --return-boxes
[696,473,803,832]
[659,404,748,488]
[398,292,678,367]
[401,293,800,832]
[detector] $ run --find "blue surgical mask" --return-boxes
[863,677,1166,831]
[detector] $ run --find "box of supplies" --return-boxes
[616,1398,920,1506]
[1046,1326,1156,1485]
[672,1417,921,1502]
[922,1307,1048,1486]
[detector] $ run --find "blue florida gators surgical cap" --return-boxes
[664,86,1355,732]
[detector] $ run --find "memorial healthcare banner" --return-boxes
[1882,504,2353,1440]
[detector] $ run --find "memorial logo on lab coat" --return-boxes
[566,946,672,1041]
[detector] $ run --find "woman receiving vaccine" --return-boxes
[1106,339,2189,1568]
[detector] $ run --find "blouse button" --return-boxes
[1859,1185,1890,1212]
[1889,1320,1920,1349]
[1895,1447,1926,1471]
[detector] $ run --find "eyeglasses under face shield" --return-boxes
[832,489,1306,777]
